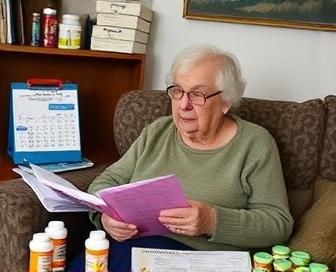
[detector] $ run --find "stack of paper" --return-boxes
[15,163,189,237]
[91,0,152,54]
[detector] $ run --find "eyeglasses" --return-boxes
[166,85,223,106]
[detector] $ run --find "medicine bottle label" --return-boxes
[51,238,66,271]
[29,250,52,272]
[85,249,108,272]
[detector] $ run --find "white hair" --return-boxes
[167,44,246,109]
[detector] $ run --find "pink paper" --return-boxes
[98,174,189,237]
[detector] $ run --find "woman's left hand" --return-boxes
[158,199,216,237]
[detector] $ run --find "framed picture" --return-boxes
[183,0,336,32]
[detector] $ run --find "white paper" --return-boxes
[12,88,80,152]
[13,168,88,212]
[30,164,106,211]
[131,248,252,272]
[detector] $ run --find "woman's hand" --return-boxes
[101,213,138,242]
[158,200,216,237]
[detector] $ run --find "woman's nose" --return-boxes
[179,92,193,110]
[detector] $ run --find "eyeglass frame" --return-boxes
[166,85,223,106]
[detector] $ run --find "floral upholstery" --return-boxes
[319,95,336,181]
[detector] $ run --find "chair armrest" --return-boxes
[0,164,108,271]
[289,178,336,271]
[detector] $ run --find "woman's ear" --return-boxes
[222,101,231,115]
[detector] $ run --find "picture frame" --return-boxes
[183,0,336,32]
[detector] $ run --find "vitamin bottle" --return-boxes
[273,259,292,272]
[272,245,291,260]
[31,12,40,46]
[58,14,81,49]
[85,230,109,272]
[42,7,57,47]
[290,256,308,269]
[309,262,330,272]
[45,221,67,272]
[29,232,53,272]
[253,252,273,272]
[290,251,311,266]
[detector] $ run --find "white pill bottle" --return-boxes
[29,232,53,272]
[85,230,109,272]
[58,14,81,49]
[45,221,67,272]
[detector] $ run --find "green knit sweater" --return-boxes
[88,115,293,251]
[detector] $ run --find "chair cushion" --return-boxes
[319,95,336,181]
[114,90,171,156]
[289,177,336,271]
[234,98,324,190]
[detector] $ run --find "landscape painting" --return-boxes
[184,0,336,31]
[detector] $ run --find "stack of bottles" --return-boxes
[253,245,330,272]
[30,7,81,49]
[29,221,67,272]
[29,221,109,272]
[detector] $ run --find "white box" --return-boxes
[96,1,152,21]
[97,13,151,33]
[92,25,149,44]
[91,37,146,54]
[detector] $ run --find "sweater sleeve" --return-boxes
[209,137,294,248]
[87,126,148,228]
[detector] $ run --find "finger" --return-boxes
[159,207,192,218]
[112,229,138,240]
[159,213,194,226]
[102,213,136,230]
[168,226,190,235]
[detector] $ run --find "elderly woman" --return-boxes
[67,44,293,271]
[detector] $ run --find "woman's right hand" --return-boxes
[101,213,138,242]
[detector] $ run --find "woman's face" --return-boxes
[171,60,230,142]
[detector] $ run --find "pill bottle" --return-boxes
[58,14,81,49]
[272,245,291,260]
[309,262,329,272]
[45,221,67,272]
[253,252,273,272]
[293,267,310,272]
[290,251,311,266]
[29,232,53,272]
[273,259,292,272]
[42,7,57,47]
[290,256,308,270]
[85,230,109,272]
[31,12,40,46]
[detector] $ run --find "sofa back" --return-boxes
[319,95,336,181]
[114,90,326,220]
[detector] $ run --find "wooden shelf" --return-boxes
[0,44,145,60]
[0,45,145,181]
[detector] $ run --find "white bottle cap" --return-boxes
[90,230,106,240]
[48,220,64,228]
[85,230,109,251]
[43,8,57,16]
[62,14,80,25]
[30,232,53,252]
[45,221,67,239]
[33,232,50,242]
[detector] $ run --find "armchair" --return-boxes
[0,91,335,271]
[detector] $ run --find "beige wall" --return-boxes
[62,0,96,17]
[62,0,336,101]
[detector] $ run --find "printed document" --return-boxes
[131,248,252,272]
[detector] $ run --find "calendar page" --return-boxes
[12,88,81,152]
